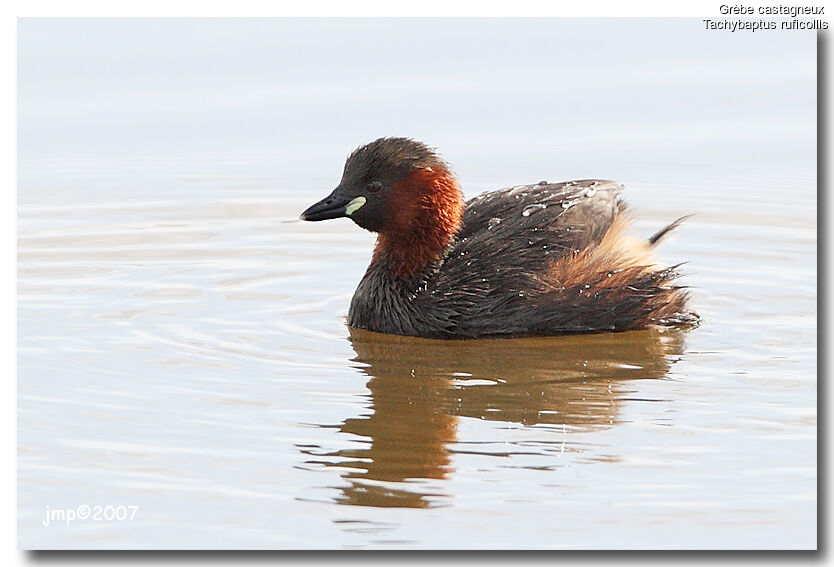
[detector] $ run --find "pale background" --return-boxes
[17,17,817,550]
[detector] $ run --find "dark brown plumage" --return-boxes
[301,137,698,339]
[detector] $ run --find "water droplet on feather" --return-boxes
[522,203,547,217]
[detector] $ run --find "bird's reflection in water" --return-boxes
[301,328,687,508]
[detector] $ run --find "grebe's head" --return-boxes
[300,137,462,235]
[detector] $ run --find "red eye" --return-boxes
[367,181,383,193]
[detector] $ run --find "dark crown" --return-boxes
[344,137,450,178]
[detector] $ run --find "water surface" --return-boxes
[18,18,816,549]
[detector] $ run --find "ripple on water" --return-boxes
[18,179,815,548]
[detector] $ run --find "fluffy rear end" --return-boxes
[531,213,698,333]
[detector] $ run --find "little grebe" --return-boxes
[301,137,698,339]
